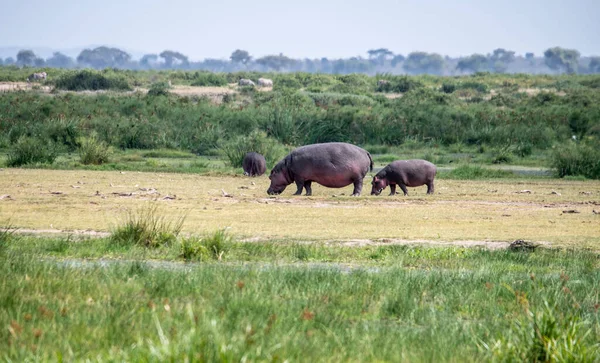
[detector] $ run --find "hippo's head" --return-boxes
[371,176,388,196]
[267,159,292,195]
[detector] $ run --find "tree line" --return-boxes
[1,46,599,75]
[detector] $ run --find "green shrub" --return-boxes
[440,83,456,93]
[190,72,228,87]
[376,76,423,93]
[45,119,80,151]
[54,70,131,91]
[180,229,233,261]
[222,130,287,168]
[147,82,171,97]
[550,142,600,179]
[110,204,185,248]
[78,135,111,165]
[7,136,58,167]
[0,220,18,250]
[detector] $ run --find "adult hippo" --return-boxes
[258,78,273,87]
[267,142,373,196]
[371,159,437,196]
[243,152,266,177]
[238,78,255,86]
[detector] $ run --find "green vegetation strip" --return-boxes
[1,237,599,361]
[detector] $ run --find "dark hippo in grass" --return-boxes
[267,142,373,196]
[243,152,266,177]
[371,159,437,196]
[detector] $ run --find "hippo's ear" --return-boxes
[373,176,378,181]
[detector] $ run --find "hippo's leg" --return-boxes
[389,184,397,196]
[304,181,313,196]
[293,180,304,195]
[426,181,434,195]
[399,183,409,196]
[351,178,363,196]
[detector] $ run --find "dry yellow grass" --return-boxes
[1,169,599,248]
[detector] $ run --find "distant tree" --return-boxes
[390,54,405,67]
[255,54,295,71]
[230,49,251,65]
[33,57,46,67]
[544,47,580,74]
[16,49,36,66]
[46,52,75,68]
[4,57,15,65]
[589,57,600,73]
[456,54,488,73]
[320,57,332,73]
[0,58,3,66]
[525,52,534,60]
[77,46,132,68]
[403,52,445,75]
[367,48,394,65]
[159,50,189,68]
[489,48,515,73]
[139,54,159,68]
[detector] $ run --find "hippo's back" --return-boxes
[289,142,372,187]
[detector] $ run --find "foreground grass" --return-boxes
[1,243,599,361]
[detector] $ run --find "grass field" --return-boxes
[1,168,598,248]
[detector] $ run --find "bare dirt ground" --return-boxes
[0,82,52,93]
[1,169,598,249]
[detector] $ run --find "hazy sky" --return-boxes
[1,0,598,60]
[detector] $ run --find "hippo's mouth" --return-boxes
[267,190,282,195]
[371,188,383,196]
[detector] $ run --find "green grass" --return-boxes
[1,240,599,361]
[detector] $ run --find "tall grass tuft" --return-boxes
[110,204,185,248]
[0,220,18,251]
[6,136,58,167]
[481,284,599,361]
[180,229,233,261]
[78,135,111,165]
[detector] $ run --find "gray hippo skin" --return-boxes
[243,152,266,177]
[371,159,437,196]
[267,142,373,196]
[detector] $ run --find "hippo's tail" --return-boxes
[367,152,373,172]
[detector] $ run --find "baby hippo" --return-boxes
[371,159,436,196]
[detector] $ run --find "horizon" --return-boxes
[1,0,598,61]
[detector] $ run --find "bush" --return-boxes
[110,204,185,248]
[551,142,600,179]
[7,136,58,167]
[190,72,228,87]
[54,70,131,91]
[147,82,171,97]
[440,83,456,93]
[180,229,233,261]
[222,130,288,168]
[78,135,111,165]
[376,76,423,93]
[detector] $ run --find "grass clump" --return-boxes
[180,229,233,261]
[110,204,185,248]
[78,135,111,165]
[6,136,58,167]
[481,284,599,362]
